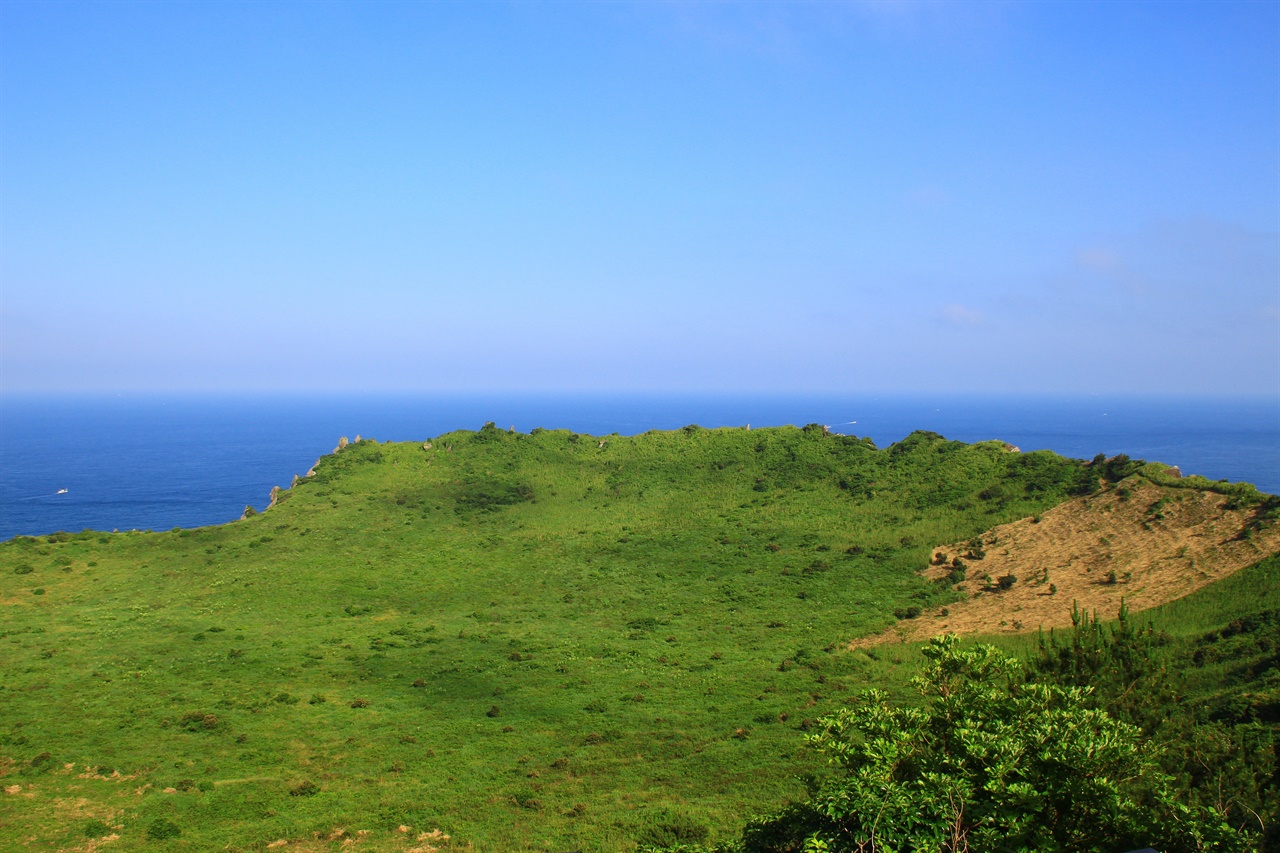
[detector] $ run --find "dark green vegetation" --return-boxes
[1031,556,1280,851]
[687,555,1280,853]
[0,424,1272,851]
[734,636,1248,853]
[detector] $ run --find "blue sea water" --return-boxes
[1,393,1277,541]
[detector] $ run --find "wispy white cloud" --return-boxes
[1070,220,1278,304]
[1074,247,1122,275]
[1074,247,1150,294]
[940,303,984,325]
[630,0,1014,61]
[631,1,807,62]
[845,0,1018,45]
[902,185,951,210]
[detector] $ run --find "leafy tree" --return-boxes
[742,635,1248,853]
[1031,602,1279,845]
[1030,601,1168,724]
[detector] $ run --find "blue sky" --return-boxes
[1,0,1277,395]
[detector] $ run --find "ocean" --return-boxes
[1,392,1277,541]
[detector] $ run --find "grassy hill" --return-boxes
[0,424,1274,851]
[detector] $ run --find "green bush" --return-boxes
[23,751,54,775]
[636,809,710,847]
[179,712,218,731]
[289,779,320,797]
[146,818,182,840]
[744,635,1250,852]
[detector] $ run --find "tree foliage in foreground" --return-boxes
[1032,598,1280,848]
[727,636,1251,853]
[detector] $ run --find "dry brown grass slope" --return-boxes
[855,477,1280,645]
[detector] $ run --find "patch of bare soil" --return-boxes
[854,479,1280,646]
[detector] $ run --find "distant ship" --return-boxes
[56,488,68,494]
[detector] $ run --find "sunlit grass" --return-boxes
[0,425,1105,850]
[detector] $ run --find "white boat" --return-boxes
[56,488,68,494]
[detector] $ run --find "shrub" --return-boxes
[146,818,181,840]
[289,779,319,797]
[83,819,111,838]
[996,573,1017,590]
[350,698,370,708]
[636,810,710,847]
[13,564,33,574]
[746,635,1251,852]
[179,712,218,731]
[486,705,501,717]
[24,751,54,775]
[455,481,535,512]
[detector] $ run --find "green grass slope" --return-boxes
[1,425,1104,851]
